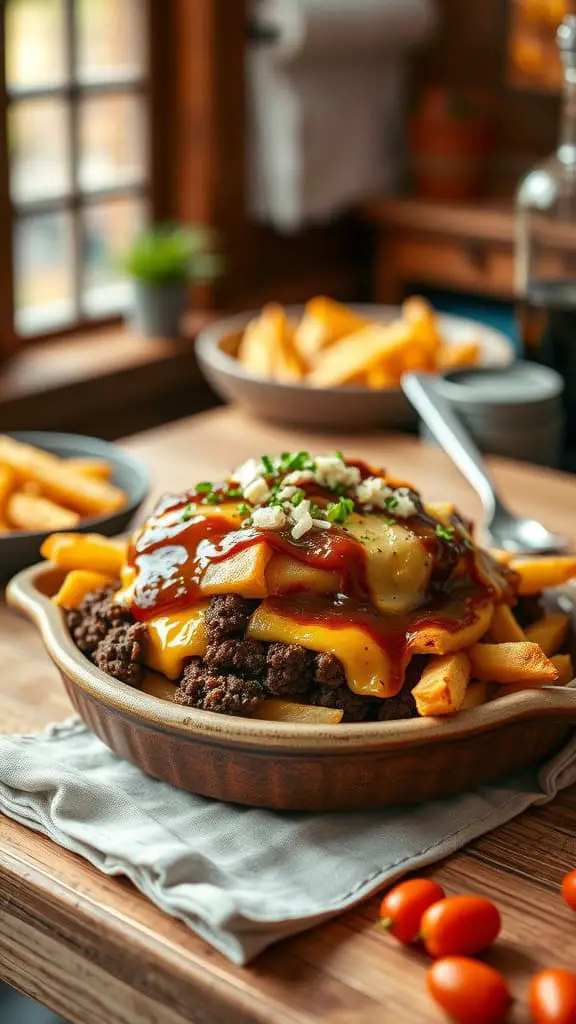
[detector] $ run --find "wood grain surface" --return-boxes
[2,407,576,1024]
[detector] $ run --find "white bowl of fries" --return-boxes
[196,297,514,430]
[0,432,149,581]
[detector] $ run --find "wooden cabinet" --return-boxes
[365,198,515,304]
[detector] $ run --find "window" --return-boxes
[2,0,151,341]
[508,0,575,91]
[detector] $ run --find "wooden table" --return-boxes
[2,407,576,1024]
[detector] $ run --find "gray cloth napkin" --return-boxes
[0,717,575,965]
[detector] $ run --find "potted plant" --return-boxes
[123,224,222,339]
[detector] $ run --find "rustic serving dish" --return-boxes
[8,561,576,812]
[195,305,514,431]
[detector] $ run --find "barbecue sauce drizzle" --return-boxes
[126,462,509,693]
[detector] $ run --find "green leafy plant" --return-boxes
[122,224,224,285]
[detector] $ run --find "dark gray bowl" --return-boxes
[195,305,514,431]
[1,432,149,582]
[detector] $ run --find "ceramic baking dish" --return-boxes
[7,561,576,812]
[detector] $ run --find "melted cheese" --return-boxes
[144,604,209,679]
[265,554,339,596]
[343,513,432,615]
[247,601,404,697]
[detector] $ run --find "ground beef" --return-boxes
[314,651,347,689]
[93,622,146,686]
[310,684,373,723]
[265,642,315,696]
[175,657,264,715]
[204,638,267,679]
[66,584,131,655]
[376,685,418,721]
[204,594,256,641]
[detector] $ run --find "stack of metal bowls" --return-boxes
[419,363,565,468]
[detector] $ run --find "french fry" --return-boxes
[496,653,573,695]
[438,341,480,371]
[269,306,307,382]
[253,698,344,724]
[401,295,443,364]
[0,464,16,518]
[425,502,456,520]
[365,364,401,389]
[551,653,574,685]
[460,679,491,710]
[307,321,415,388]
[40,532,127,575]
[489,548,513,566]
[524,613,570,656]
[7,492,80,531]
[294,296,369,359]
[510,555,576,595]
[236,317,277,378]
[0,435,125,516]
[53,569,116,609]
[489,604,527,643]
[410,602,494,656]
[467,641,559,684]
[66,457,112,481]
[412,652,471,716]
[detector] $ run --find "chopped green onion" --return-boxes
[195,481,213,494]
[384,495,398,509]
[335,450,344,461]
[326,497,355,524]
[385,518,396,526]
[203,492,223,505]
[261,454,274,475]
[435,524,455,541]
[237,502,250,515]
[180,502,196,522]
[291,488,305,506]
[226,486,242,498]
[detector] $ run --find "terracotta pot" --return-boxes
[409,88,494,201]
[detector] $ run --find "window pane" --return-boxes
[76,0,145,84]
[82,197,146,316]
[15,213,75,335]
[78,94,146,193]
[6,0,67,91]
[9,99,71,204]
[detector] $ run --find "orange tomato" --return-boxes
[427,956,511,1024]
[561,871,576,912]
[529,968,576,1024]
[420,895,501,958]
[378,878,445,945]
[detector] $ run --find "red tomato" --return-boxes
[427,956,511,1024]
[378,878,445,945]
[420,895,501,957]
[529,968,576,1024]
[561,871,576,912]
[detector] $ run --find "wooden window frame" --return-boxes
[0,0,172,355]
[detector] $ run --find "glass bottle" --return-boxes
[515,14,576,448]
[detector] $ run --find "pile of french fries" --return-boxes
[412,550,576,717]
[43,530,576,721]
[0,435,126,534]
[236,296,480,389]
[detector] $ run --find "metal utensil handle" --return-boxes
[402,372,502,518]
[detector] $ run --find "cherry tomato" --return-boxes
[561,871,576,912]
[529,968,576,1024]
[420,895,501,957]
[427,956,511,1024]
[378,878,445,945]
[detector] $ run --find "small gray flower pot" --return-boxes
[130,281,188,339]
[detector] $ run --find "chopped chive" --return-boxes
[385,518,396,526]
[226,486,242,498]
[291,488,305,506]
[335,450,344,461]
[195,481,213,494]
[385,494,398,509]
[180,502,196,522]
[237,502,250,515]
[261,454,274,475]
[435,523,455,541]
[203,492,223,505]
[326,497,354,525]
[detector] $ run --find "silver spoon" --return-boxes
[402,371,568,554]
